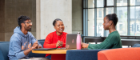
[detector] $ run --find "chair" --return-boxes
[98,47,140,60]
[0,39,46,60]
[66,49,104,60]
[0,42,9,60]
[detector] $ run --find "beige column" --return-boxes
[36,0,41,39]
[36,0,72,39]
[72,0,82,34]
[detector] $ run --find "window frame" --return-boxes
[82,0,140,37]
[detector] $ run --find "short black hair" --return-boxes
[53,18,62,26]
[18,16,30,28]
[106,13,118,26]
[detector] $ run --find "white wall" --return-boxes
[36,0,72,39]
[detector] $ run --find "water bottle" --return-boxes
[76,32,81,50]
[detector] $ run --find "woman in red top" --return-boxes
[43,18,67,59]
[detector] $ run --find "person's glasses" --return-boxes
[24,22,32,24]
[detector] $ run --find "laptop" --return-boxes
[33,34,77,51]
[65,34,77,49]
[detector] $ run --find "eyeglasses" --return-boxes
[24,22,32,24]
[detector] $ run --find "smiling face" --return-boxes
[54,21,65,33]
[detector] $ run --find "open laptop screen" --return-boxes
[66,34,77,49]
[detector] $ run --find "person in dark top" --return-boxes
[82,13,122,49]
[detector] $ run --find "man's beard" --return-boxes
[25,25,31,31]
[27,27,31,31]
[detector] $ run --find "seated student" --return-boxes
[43,18,67,59]
[8,16,46,60]
[82,13,122,49]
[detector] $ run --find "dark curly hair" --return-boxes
[106,13,118,26]
[18,16,30,28]
[53,18,62,26]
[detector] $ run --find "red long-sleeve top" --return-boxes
[43,31,67,57]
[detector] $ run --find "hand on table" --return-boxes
[81,43,89,48]
[37,45,42,49]
[56,40,63,47]
[32,41,38,49]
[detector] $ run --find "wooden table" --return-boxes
[32,49,67,54]
[32,49,75,60]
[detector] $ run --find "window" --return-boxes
[88,9,94,36]
[97,0,104,7]
[130,0,140,5]
[88,0,94,8]
[98,9,102,18]
[83,0,140,36]
[136,7,140,19]
[97,8,104,36]
[119,24,123,30]
[107,0,114,6]
[117,0,127,6]
[137,24,140,31]
[107,8,114,14]
[117,7,127,35]
[130,6,140,36]
[118,10,122,19]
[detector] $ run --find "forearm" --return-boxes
[88,42,111,49]
[88,44,98,49]
[23,47,33,55]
